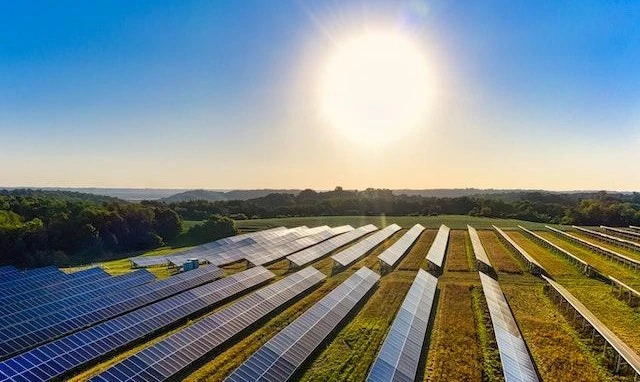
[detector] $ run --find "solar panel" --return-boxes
[479,272,539,382]
[468,225,492,271]
[0,267,275,382]
[287,225,378,267]
[0,267,110,306]
[0,266,65,290]
[573,226,640,251]
[425,225,450,269]
[245,226,354,266]
[546,226,640,269]
[601,226,640,241]
[332,224,401,267]
[378,224,425,269]
[0,269,155,328]
[90,266,326,382]
[0,265,222,359]
[0,266,18,276]
[367,269,438,382]
[225,267,380,382]
[203,227,319,266]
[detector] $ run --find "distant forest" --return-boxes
[170,187,640,226]
[1,187,639,267]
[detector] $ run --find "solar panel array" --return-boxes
[479,272,539,382]
[91,267,326,382]
[601,226,640,241]
[0,266,18,276]
[203,226,326,267]
[543,275,640,377]
[468,225,492,271]
[573,226,640,251]
[631,225,640,231]
[0,266,61,285]
[0,267,110,306]
[0,267,275,382]
[0,269,156,327]
[0,266,65,292]
[245,226,354,266]
[366,269,437,382]
[546,226,640,269]
[0,265,223,359]
[377,224,425,268]
[425,224,450,269]
[287,225,378,267]
[225,267,380,382]
[332,224,401,267]
[130,226,290,267]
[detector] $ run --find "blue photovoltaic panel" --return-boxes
[0,266,222,359]
[332,224,401,267]
[0,267,275,382]
[425,225,450,269]
[479,272,539,382]
[0,269,155,328]
[0,266,18,276]
[287,224,378,267]
[225,267,380,382]
[0,266,65,289]
[0,267,109,306]
[367,269,437,382]
[90,267,326,382]
[377,224,425,268]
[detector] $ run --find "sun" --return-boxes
[319,30,432,146]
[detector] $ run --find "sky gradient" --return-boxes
[1,1,639,190]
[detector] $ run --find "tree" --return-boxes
[153,207,183,242]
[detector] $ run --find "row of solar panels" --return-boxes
[574,226,640,252]
[0,222,440,381]
[489,225,640,380]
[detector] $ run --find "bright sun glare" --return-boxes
[320,30,431,146]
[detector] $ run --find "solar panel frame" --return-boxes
[479,272,539,382]
[225,267,380,382]
[366,269,437,382]
[0,267,275,381]
[331,224,401,267]
[0,266,223,359]
[90,266,326,382]
[377,224,425,268]
[425,225,450,269]
[287,225,378,267]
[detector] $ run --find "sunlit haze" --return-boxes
[1,1,639,190]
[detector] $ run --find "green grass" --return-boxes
[477,230,524,273]
[424,283,482,382]
[235,215,558,231]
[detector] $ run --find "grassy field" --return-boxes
[423,283,482,382]
[571,231,640,261]
[444,230,472,272]
[477,230,524,273]
[52,218,640,381]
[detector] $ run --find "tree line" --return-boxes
[0,190,236,267]
[2,187,640,268]
[169,187,640,226]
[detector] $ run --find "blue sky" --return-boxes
[1,1,639,190]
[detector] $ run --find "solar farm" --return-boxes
[1,220,640,381]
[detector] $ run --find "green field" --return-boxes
[56,216,640,381]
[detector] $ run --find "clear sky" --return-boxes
[1,1,639,191]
